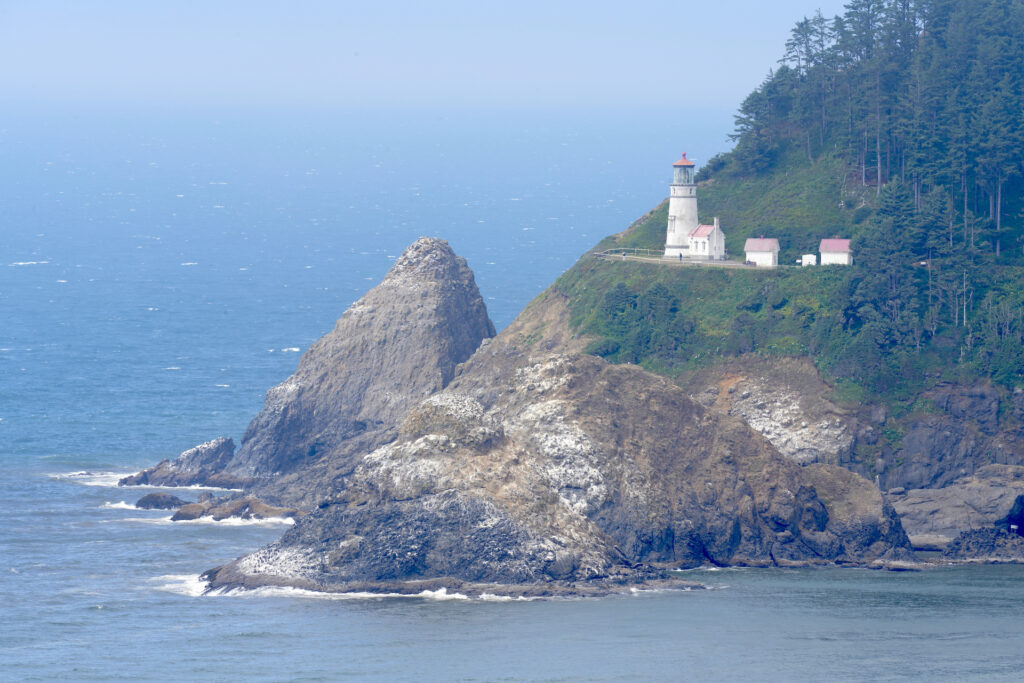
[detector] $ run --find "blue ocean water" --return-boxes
[3,108,1024,681]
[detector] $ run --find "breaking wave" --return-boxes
[101,501,139,510]
[152,576,534,602]
[113,515,295,527]
[49,471,241,492]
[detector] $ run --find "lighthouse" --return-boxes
[664,152,698,258]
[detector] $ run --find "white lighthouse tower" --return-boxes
[664,152,698,258]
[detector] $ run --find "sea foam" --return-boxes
[153,577,535,602]
[51,471,242,492]
[101,501,139,510]
[114,515,295,527]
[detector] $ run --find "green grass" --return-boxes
[606,149,859,265]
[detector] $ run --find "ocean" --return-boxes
[3,107,1024,681]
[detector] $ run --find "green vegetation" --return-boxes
[555,0,1024,405]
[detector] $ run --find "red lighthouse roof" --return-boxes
[673,152,695,167]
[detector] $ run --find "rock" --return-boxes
[96,238,907,597]
[207,334,911,595]
[170,496,303,522]
[892,465,1024,542]
[171,503,207,521]
[120,238,495,507]
[685,357,854,465]
[931,383,1000,436]
[236,238,496,506]
[119,437,246,489]
[906,534,950,551]
[943,528,1024,561]
[135,492,191,510]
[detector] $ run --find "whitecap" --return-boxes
[114,515,294,527]
[8,261,49,266]
[164,366,181,370]
[214,384,230,388]
[101,501,139,510]
[49,471,130,487]
[177,516,295,527]
[118,482,244,492]
[179,262,197,266]
[214,585,468,601]
[152,574,209,597]
[158,578,535,602]
[51,471,242,492]
[280,347,300,353]
[56,279,67,283]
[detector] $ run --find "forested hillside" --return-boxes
[567,0,1024,398]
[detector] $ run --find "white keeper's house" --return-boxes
[663,153,726,260]
[744,237,780,267]
[819,238,853,265]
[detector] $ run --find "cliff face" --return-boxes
[206,291,911,596]
[122,237,495,501]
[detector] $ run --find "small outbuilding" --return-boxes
[689,217,726,260]
[801,254,817,266]
[744,237,780,267]
[819,238,852,265]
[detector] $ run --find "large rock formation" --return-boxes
[205,293,912,596]
[122,237,495,506]
[890,464,1024,549]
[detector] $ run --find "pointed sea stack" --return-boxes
[122,237,495,505]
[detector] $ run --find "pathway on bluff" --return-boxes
[593,249,789,269]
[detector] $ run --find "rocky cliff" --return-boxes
[204,284,912,596]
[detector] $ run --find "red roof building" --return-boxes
[744,238,780,252]
[690,224,715,238]
[819,237,853,265]
[819,238,851,253]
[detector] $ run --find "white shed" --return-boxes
[744,237,780,267]
[689,217,726,260]
[819,238,852,265]
[801,254,817,266]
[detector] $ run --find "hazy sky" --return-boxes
[1,1,852,110]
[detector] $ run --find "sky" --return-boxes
[0,1,853,111]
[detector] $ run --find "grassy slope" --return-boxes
[610,150,858,265]
[551,148,1020,406]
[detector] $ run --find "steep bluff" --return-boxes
[122,237,495,500]
[206,290,911,596]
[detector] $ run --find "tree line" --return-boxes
[700,0,1024,391]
